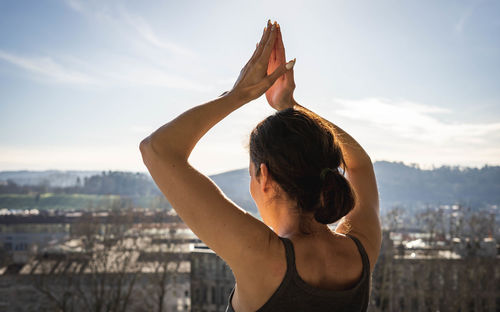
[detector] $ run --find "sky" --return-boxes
[0,0,499,175]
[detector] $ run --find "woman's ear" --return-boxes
[259,163,271,193]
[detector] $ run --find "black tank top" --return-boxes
[225,233,371,312]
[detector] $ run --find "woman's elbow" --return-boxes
[139,140,151,169]
[139,136,185,167]
[140,135,165,156]
[140,137,163,167]
[139,137,152,155]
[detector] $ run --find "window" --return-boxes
[220,287,226,305]
[399,297,405,311]
[468,299,475,312]
[411,297,419,312]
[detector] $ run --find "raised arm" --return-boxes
[266,25,381,272]
[296,101,380,249]
[139,21,296,274]
[286,100,381,272]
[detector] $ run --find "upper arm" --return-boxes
[140,142,275,275]
[335,162,382,271]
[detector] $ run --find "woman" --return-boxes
[140,20,381,312]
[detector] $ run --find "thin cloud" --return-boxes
[64,0,85,12]
[0,50,97,85]
[120,10,196,58]
[25,0,208,90]
[103,58,212,91]
[455,1,483,33]
[63,0,196,58]
[0,50,212,91]
[333,97,500,145]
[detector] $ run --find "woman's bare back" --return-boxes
[231,231,366,312]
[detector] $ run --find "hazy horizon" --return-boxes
[0,159,497,178]
[1,1,499,176]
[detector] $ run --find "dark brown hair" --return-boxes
[249,107,355,230]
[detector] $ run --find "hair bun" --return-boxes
[319,167,338,182]
[315,170,355,224]
[249,108,355,230]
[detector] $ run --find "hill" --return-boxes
[1,162,499,215]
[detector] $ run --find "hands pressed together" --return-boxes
[229,20,296,110]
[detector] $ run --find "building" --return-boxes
[369,230,500,312]
[190,245,235,312]
[0,220,195,312]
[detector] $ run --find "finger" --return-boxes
[268,39,277,75]
[242,42,261,72]
[286,65,295,84]
[260,59,295,91]
[278,27,294,83]
[276,25,286,63]
[254,20,272,61]
[258,21,279,66]
[241,21,272,78]
[251,42,260,59]
[261,19,271,43]
[285,56,295,84]
[245,20,273,75]
[275,26,287,82]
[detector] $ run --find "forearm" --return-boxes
[291,99,372,170]
[140,92,245,160]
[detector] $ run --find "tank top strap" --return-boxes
[345,233,371,271]
[279,234,370,274]
[277,236,297,275]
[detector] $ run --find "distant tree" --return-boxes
[34,209,143,312]
[142,242,181,312]
[383,206,405,231]
[417,205,442,247]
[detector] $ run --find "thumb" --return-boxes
[262,58,296,89]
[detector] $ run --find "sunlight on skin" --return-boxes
[265,24,296,110]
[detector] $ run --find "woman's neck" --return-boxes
[267,202,331,238]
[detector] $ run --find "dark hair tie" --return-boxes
[320,167,338,181]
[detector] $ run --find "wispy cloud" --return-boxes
[0,50,97,84]
[63,0,195,58]
[64,0,85,13]
[455,1,483,33]
[324,97,500,167]
[120,10,196,58]
[103,58,212,91]
[333,97,500,145]
[0,50,212,91]
[0,0,209,90]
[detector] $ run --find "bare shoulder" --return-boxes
[335,225,381,273]
[231,233,288,311]
[231,230,375,310]
[335,163,382,273]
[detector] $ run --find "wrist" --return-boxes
[222,89,249,107]
[275,97,296,111]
